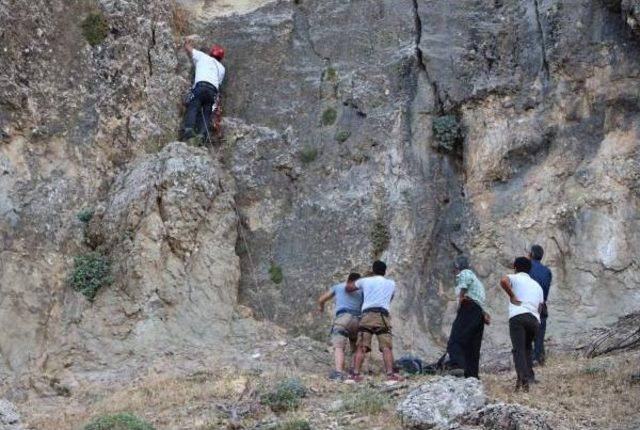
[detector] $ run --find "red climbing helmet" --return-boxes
[209,44,225,61]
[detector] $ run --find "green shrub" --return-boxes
[370,221,391,256]
[277,419,311,430]
[82,12,109,46]
[77,208,95,223]
[299,146,318,164]
[69,251,112,301]
[325,67,338,81]
[340,387,390,415]
[321,107,337,126]
[584,366,604,376]
[261,378,307,413]
[335,130,351,143]
[84,413,155,430]
[269,263,284,284]
[432,115,462,151]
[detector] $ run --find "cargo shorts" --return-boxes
[331,312,360,352]
[357,310,393,352]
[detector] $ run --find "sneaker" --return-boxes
[386,373,405,382]
[328,370,344,381]
[346,373,364,383]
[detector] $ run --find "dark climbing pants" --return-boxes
[509,313,539,385]
[447,300,484,378]
[533,315,547,363]
[183,81,218,140]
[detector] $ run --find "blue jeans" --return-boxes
[182,81,218,140]
[533,315,547,362]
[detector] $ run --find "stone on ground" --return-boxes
[396,376,486,429]
[461,403,553,430]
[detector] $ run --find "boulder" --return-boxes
[397,376,486,429]
[461,403,553,430]
[0,399,22,430]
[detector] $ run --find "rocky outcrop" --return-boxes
[0,399,22,430]
[1,0,640,394]
[461,403,554,430]
[397,376,485,429]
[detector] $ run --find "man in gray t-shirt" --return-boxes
[317,273,363,379]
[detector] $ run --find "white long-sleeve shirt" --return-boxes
[192,49,225,89]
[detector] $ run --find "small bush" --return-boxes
[277,419,311,430]
[82,12,109,46]
[261,378,307,413]
[69,251,112,301]
[84,413,155,430]
[340,387,390,415]
[335,130,351,143]
[321,107,337,126]
[77,208,95,223]
[325,67,338,81]
[299,146,318,164]
[432,115,462,151]
[584,366,604,376]
[370,221,391,257]
[269,263,284,284]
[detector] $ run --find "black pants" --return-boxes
[509,313,539,385]
[183,81,218,140]
[447,300,484,378]
[533,315,547,362]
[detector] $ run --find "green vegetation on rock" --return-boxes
[432,115,462,151]
[299,146,318,164]
[261,378,307,412]
[325,67,338,81]
[269,263,284,284]
[84,413,155,430]
[77,208,95,223]
[82,12,109,46]
[371,221,391,257]
[69,251,112,301]
[321,107,337,126]
[335,130,351,143]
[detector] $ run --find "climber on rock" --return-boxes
[182,37,225,142]
[444,255,489,379]
[317,272,363,381]
[347,260,404,382]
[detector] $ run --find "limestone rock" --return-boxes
[396,376,486,429]
[0,399,22,430]
[461,403,554,430]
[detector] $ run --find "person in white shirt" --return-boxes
[182,38,226,141]
[346,260,403,382]
[499,256,544,392]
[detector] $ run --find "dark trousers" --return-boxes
[447,300,485,378]
[533,315,547,362]
[183,81,218,140]
[509,313,539,385]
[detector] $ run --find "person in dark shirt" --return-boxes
[528,244,552,365]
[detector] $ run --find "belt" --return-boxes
[335,309,360,317]
[195,81,218,91]
[362,307,389,316]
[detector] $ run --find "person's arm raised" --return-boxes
[184,38,194,57]
[317,290,334,314]
[499,276,521,305]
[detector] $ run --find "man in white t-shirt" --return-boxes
[182,38,226,141]
[346,260,403,382]
[499,256,544,392]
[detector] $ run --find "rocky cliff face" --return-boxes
[0,0,639,394]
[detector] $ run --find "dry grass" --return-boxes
[483,351,640,429]
[21,350,640,430]
[171,2,192,36]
